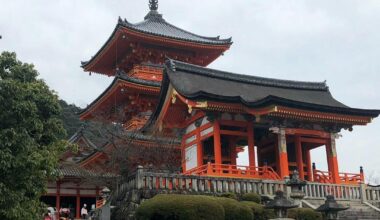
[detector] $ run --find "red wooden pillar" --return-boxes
[295,135,305,180]
[56,181,60,218]
[305,148,313,181]
[196,127,203,167]
[326,134,340,184]
[181,138,186,172]
[247,122,256,167]
[213,120,222,170]
[76,184,80,219]
[276,128,289,179]
[229,137,237,165]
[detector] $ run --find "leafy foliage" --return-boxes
[241,192,261,203]
[210,197,253,220]
[136,194,225,220]
[288,208,323,220]
[58,100,107,146]
[219,192,238,200]
[0,52,66,220]
[240,201,276,220]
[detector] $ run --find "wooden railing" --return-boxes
[313,170,332,183]
[313,169,364,184]
[184,163,281,180]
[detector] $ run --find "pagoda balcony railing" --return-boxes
[183,163,281,180]
[313,169,364,185]
[114,166,380,203]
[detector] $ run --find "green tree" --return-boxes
[0,51,66,219]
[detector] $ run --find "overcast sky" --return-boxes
[1,0,379,182]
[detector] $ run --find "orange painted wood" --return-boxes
[76,192,80,219]
[305,149,313,181]
[279,152,290,178]
[220,130,247,137]
[184,163,281,180]
[326,141,340,184]
[300,137,328,144]
[56,182,60,218]
[196,127,203,167]
[219,120,248,127]
[285,128,330,138]
[295,135,305,180]
[213,120,222,168]
[247,122,256,167]
[229,138,237,165]
[181,138,186,172]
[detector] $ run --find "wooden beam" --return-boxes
[219,120,248,127]
[220,130,247,137]
[285,128,330,138]
[300,137,327,145]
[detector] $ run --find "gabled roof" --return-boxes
[120,10,232,45]
[148,59,380,124]
[68,126,99,150]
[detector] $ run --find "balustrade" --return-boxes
[113,167,379,202]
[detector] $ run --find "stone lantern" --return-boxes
[286,170,307,207]
[265,190,298,219]
[316,195,349,220]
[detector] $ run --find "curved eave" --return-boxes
[119,18,232,46]
[145,61,380,131]
[181,91,380,119]
[82,22,232,74]
[79,75,161,120]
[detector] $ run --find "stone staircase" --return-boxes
[305,199,380,220]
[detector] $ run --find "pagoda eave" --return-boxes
[80,76,160,121]
[82,24,231,76]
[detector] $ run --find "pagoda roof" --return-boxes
[81,6,232,75]
[163,60,380,117]
[68,126,99,150]
[80,71,161,119]
[147,59,379,128]
[120,11,232,45]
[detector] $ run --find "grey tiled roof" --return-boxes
[56,165,117,178]
[119,10,232,45]
[159,59,380,117]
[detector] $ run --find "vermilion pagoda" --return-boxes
[80,0,380,186]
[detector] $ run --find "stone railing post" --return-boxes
[360,166,365,183]
[136,165,144,189]
[360,182,367,203]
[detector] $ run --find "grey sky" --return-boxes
[1,0,379,181]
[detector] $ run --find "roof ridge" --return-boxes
[119,15,232,45]
[166,59,328,91]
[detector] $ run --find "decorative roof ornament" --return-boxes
[149,0,158,11]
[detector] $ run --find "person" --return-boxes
[44,210,52,220]
[81,203,88,219]
[59,206,70,220]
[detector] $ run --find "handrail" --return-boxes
[313,169,363,184]
[184,163,281,180]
